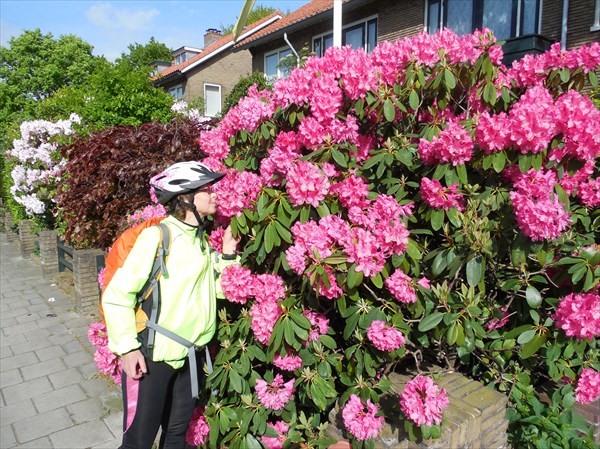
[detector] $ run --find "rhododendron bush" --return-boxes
[189,29,600,449]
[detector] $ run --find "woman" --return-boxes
[103,161,239,449]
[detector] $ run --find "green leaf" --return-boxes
[347,264,363,289]
[517,329,536,345]
[560,67,570,83]
[520,333,547,359]
[456,164,468,184]
[492,151,506,173]
[430,208,444,231]
[444,69,456,89]
[409,89,419,110]
[466,254,483,287]
[331,148,348,168]
[484,82,497,105]
[589,70,598,88]
[245,434,262,449]
[383,98,396,122]
[525,285,542,308]
[418,311,444,332]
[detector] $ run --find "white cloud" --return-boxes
[86,2,159,32]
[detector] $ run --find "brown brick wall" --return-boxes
[183,49,253,107]
[73,248,104,314]
[377,0,424,42]
[541,0,563,43]
[567,0,600,48]
[18,220,36,259]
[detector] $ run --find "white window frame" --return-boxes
[264,46,294,80]
[168,84,184,100]
[204,83,222,117]
[312,14,378,57]
[592,0,600,32]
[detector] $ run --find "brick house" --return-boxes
[152,12,282,116]
[233,0,600,78]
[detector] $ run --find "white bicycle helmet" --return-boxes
[150,161,224,205]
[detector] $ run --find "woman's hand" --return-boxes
[121,349,147,379]
[222,225,240,255]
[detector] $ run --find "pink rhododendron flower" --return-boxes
[311,265,343,299]
[342,394,384,441]
[342,227,386,277]
[577,178,600,207]
[208,227,225,253]
[303,310,329,343]
[285,244,308,275]
[553,292,600,341]
[273,354,303,371]
[510,192,570,241]
[575,368,600,404]
[475,111,510,154]
[186,407,210,446]
[400,375,449,426]
[330,173,371,209]
[255,374,295,410]
[367,320,405,352]
[250,301,283,345]
[127,204,167,226]
[97,267,106,290]
[88,322,108,347]
[512,168,557,198]
[262,421,290,449]
[420,177,465,211]
[286,161,330,208]
[221,264,254,304]
[418,120,473,166]
[386,270,418,304]
[93,345,122,385]
[253,273,286,303]
[212,170,263,218]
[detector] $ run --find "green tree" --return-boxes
[221,4,278,35]
[116,37,173,71]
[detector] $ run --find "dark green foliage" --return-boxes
[55,117,217,249]
[222,71,272,115]
[116,37,173,71]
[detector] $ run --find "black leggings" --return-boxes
[119,358,196,449]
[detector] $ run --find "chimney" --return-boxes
[204,28,222,47]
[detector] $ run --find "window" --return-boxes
[168,85,183,100]
[426,0,541,41]
[204,84,221,117]
[264,48,294,79]
[592,0,600,32]
[312,17,378,57]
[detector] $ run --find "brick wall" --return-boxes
[39,229,59,282]
[327,371,508,449]
[4,212,17,243]
[18,220,36,259]
[567,0,600,48]
[183,50,253,107]
[377,0,424,42]
[73,248,104,314]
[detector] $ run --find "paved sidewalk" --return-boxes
[1,234,123,449]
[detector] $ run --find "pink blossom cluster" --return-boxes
[304,309,329,343]
[273,353,303,371]
[508,42,600,88]
[255,374,295,410]
[127,204,167,226]
[342,394,384,441]
[212,170,263,217]
[400,375,449,427]
[386,270,430,304]
[185,406,210,446]
[88,322,122,384]
[220,264,255,304]
[418,119,473,166]
[367,321,405,352]
[575,368,600,404]
[420,177,465,211]
[553,292,600,341]
[260,131,302,186]
[286,161,331,207]
[262,421,289,449]
[97,267,107,290]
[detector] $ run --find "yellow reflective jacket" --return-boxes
[102,215,238,369]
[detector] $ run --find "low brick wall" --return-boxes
[18,220,37,259]
[73,248,104,315]
[327,371,508,449]
[5,212,17,243]
[39,229,59,282]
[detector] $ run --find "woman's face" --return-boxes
[192,185,217,217]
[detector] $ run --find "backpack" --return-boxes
[100,217,210,398]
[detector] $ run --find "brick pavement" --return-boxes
[1,234,123,449]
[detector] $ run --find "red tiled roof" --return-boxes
[234,0,350,48]
[154,11,282,79]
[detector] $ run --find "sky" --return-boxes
[0,0,309,61]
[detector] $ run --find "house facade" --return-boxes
[234,0,600,77]
[153,13,282,116]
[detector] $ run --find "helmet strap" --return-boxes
[176,197,206,249]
